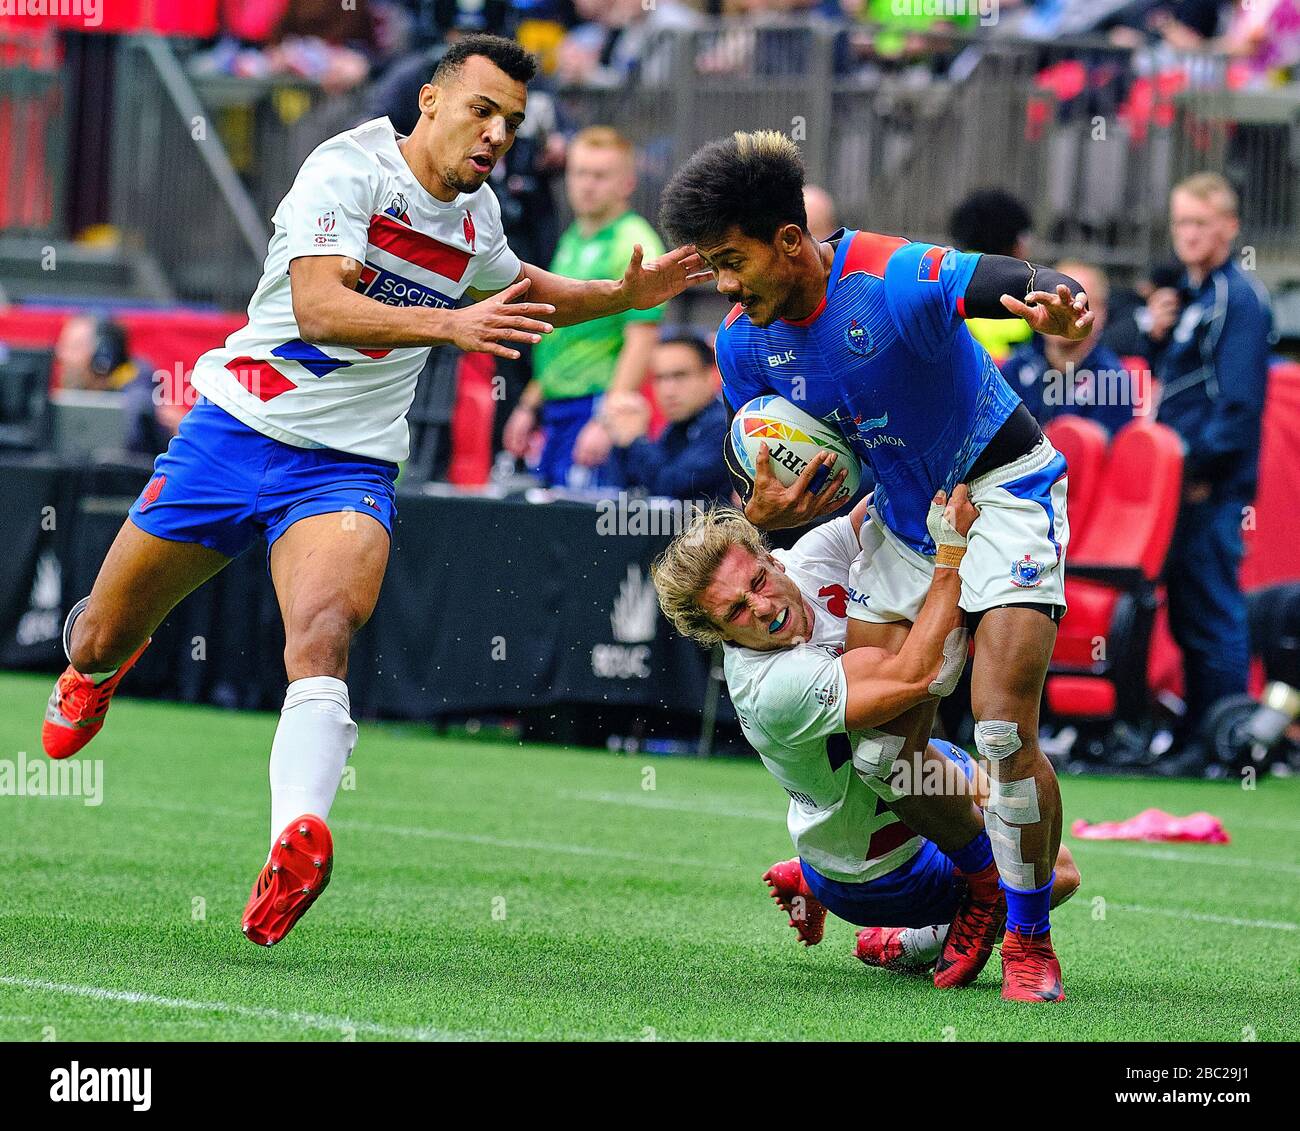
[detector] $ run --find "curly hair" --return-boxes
[651,505,771,646]
[433,34,538,86]
[658,130,807,248]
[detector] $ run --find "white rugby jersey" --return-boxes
[724,516,924,883]
[190,117,522,462]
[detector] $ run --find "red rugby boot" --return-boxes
[242,815,334,947]
[934,864,1005,989]
[855,927,933,974]
[762,858,828,946]
[42,639,151,760]
[1001,929,1065,1003]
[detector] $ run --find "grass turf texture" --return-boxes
[1,670,1296,1042]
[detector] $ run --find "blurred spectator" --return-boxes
[1149,173,1272,760]
[1221,0,1300,85]
[1001,261,1139,436]
[949,188,1035,364]
[502,127,665,488]
[1107,0,1227,49]
[556,0,699,87]
[803,184,838,241]
[604,331,733,502]
[192,0,379,93]
[844,0,979,63]
[53,316,175,456]
[1103,260,1182,360]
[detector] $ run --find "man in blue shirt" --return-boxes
[661,130,1093,1003]
[1002,261,1141,436]
[1147,174,1272,761]
[603,331,734,504]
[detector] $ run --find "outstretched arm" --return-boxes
[840,488,976,730]
[961,255,1094,340]
[503,245,712,328]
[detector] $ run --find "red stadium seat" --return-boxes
[1045,421,1184,723]
[1043,415,1107,546]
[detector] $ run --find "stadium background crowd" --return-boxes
[1,0,1298,775]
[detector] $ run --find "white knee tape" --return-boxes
[927,626,970,697]
[984,812,1038,890]
[974,720,1022,763]
[853,732,907,800]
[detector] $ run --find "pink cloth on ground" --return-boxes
[1070,808,1231,844]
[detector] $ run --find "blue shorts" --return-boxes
[128,398,399,564]
[800,740,975,929]
[536,394,617,489]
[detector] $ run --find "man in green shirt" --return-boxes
[503,126,665,487]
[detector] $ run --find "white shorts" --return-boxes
[847,437,1070,623]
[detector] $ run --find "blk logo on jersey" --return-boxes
[1010,554,1045,588]
[767,350,796,366]
[356,264,457,310]
[845,320,874,357]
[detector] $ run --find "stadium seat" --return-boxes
[1045,421,1184,724]
[1043,415,1107,546]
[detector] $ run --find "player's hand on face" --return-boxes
[573,417,613,466]
[744,444,848,531]
[450,277,555,360]
[1001,284,1094,341]
[619,244,714,310]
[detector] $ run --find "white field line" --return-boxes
[333,817,727,871]
[0,976,471,1041]
[1106,903,1298,932]
[1072,840,1300,876]
[557,789,782,822]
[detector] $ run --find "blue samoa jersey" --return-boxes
[716,230,1022,554]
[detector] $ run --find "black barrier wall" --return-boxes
[0,461,720,733]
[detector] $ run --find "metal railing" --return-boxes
[109,36,268,310]
[547,22,1300,283]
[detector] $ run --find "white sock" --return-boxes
[268,676,357,848]
[900,923,949,966]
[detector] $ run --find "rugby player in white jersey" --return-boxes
[653,491,1079,978]
[39,35,708,946]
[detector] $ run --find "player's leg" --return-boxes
[241,506,391,946]
[43,401,258,758]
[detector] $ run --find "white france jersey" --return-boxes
[190,117,521,463]
[724,516,924,883]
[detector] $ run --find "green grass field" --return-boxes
[0,670,1296,1041]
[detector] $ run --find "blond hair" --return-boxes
[1174,172,1239,217]
[571,125,635,161]
[733,129,801,164]
[651,506,770,646]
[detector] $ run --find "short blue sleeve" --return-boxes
[883,243,982,360]
[715,314,764,412]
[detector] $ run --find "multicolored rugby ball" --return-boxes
[724,395,861,506]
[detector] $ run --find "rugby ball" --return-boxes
[725,395,861,506]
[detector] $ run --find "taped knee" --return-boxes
[974,719,1022,763]
[983,776,1041,890]
[852,732,907,800]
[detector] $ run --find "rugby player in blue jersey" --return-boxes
[660,132,1092,1002]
